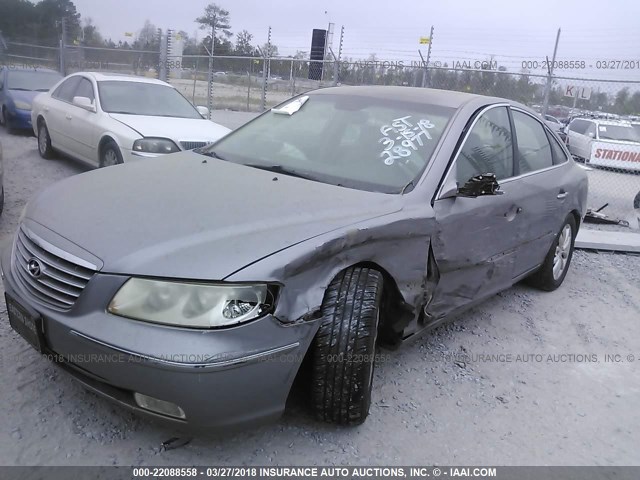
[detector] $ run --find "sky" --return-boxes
[70,0,640,82]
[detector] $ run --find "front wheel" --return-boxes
[99,140,123,168]
[528,214,577,291]
[311,267,383,425]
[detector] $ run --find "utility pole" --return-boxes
[419,25,434,88]
[542,28,561,116]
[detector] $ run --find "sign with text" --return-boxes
[590,141,640,172]
[564,85,591,100]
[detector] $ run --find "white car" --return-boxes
[566,117,640,171]
[31,72,231,167]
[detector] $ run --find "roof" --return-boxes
[311,85,504,109]
[77,71,169,85]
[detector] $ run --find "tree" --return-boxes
[614,88,630,115]
[195,3,231,50]
[234,29,255,56]
[260,43,278,57]
[81,17,103,47]
[135,19,158,49]
[35,0,81,44]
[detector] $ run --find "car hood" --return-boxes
[26,153,403,279]
[8,89,40,105]
[108,114,231,143]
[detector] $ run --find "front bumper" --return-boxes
[1,246,318,430]
[6,108,32,130]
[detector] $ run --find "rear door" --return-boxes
[427,105,523,320]
[507,108,569,276]
[64,76,98,163]
[47,76,82,153]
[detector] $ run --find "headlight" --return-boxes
[108,278,273,328]
[14,100,31,111]
[132,138,180,154]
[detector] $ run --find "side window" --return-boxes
[547,131,569,165]
[585,123,596,137]
[52,76,81,102]
[569,119,587,134]
[456,106,514,184]
[512,110,553,174]
[74,78,95,103]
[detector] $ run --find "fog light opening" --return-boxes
[133,392,186,420]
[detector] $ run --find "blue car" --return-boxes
[0,67,63,131]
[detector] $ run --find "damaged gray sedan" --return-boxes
[2,86,587,429]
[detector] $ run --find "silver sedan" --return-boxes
[3,86,587,430]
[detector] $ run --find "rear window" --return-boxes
[596,124,640,143]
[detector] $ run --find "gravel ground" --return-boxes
[1,115,640,466]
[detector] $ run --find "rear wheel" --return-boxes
[0,106,6,127]
[37,121,55,159]
[634,191,640,209]
[311,267,383,425]
[99,140,123,168]
[528,214,577,291]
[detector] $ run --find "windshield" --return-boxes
[7,70,62,91]
[97,81,201,118]
[199,93,455,193]
[597,124,640,143]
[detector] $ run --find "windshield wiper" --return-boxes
[9,87,30,91]
[201,150,228,161]
[243,164,316,180]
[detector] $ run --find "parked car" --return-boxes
[0,67,63,131]
[566,117,640,171]
[3,86,587,430]
[31,72,230,168]
[543,114,567,142]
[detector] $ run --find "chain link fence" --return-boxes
[1,38,639,230]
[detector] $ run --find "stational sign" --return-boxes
[590,141,640,172]
[564,85,591,100]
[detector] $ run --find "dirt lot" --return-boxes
[0,116,639,467]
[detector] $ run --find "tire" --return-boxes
[311,266,384,425]
[99,140,123,168]
[0,106,6,127]
[527,214,577,291]
[37,121,55,159]
[0,187,4,217]
[634,191,640,209]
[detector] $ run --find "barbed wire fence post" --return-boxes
[332,26,344,86]
[58,17,67,75]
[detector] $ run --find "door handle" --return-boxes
[43,107,49,112]
[65,114,72,120]
[557,191,568,199]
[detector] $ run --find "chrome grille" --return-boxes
[180,141,208,151]
[12,227,96,311]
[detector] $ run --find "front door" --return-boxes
[427,106,524,320]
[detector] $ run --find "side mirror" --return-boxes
[196,105,210,117]
[587,131,595,138]
[72,96,96,112]
[458,173,503,198]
